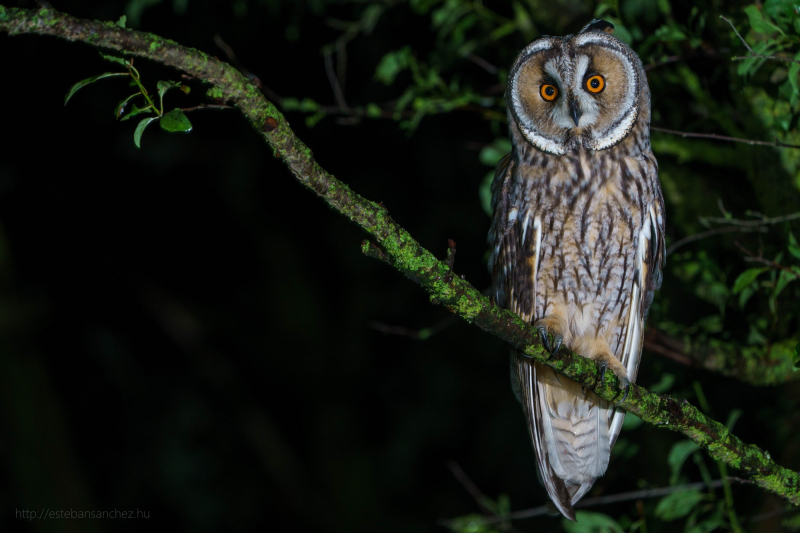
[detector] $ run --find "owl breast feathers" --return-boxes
[488,19,665,520]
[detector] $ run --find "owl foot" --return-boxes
[536,325,563,358]
[595,355,630,402]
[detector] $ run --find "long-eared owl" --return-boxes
[488,20,665,520]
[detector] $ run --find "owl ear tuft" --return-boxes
[580,19,615,35]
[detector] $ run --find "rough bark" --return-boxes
[1,5,798,506]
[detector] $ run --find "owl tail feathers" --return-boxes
[542,475,577,521]
[515,354,612,521]
[540,474,596,521]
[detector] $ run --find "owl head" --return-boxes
[507,19,648,155]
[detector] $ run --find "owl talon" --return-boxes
[599,362,608,385]
[550,334,563,355]
[536,325,550,352]
[620,378,631,402]
[536,326,562,358]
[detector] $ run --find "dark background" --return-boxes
[0,1,798,531]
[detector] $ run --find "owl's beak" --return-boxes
[569,99,582,127]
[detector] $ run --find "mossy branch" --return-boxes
[1,4,798,505]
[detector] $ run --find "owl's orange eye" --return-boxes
[540,84,558,102]
[586,75,605,93]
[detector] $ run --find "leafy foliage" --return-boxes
[64,53,194,147]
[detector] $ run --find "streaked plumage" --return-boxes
[488,20,665,520]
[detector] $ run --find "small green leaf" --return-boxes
[116,15,127,28]
[512,2,534,41]
[622,411,644,430]
[794,342,800,370]
[159,109,193,133]
[668,440,700,485]
[739,284,757,309]
[563,511,624,533]
[650,372,675,393]
[375,46,412,85]
[789,232,800,260]
[478,138,512,167]
[114,94,138,119]
[775,269,797,299]
[726,409,743,431]
[782,513,800,530]
[99,52,128,66]
[298,98,320,113]
[479,170,494,217]
[280,98,299,111]
[744,5,785,35]
[685,510,725,533]
[120,103,153,122]
[445,513,496,533]
[732,267,769,294]
[305,111,326,128]
[655,489,704,521]
[157,80,181,100]
[789,62,800,98]
[64,73,128,105]
[134,116,159,148]
[611,438,640,459]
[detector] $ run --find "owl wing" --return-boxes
[488,153,515,311]
[488,153,538,321]
[489,154,579,518]
[607,194,665,448]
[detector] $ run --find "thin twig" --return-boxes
[735,241,800,278]
[732,54,800,66]
[643,48,731,72]
[369,315,459,340]
[447,461,521,533]
[702,211,800,227]
[180,104,231,113]
[644,55,681,71]
[668,207,800,255]
[643,328,694,366]
[213,34,238,63]
[651,126,800,149]
[747,505,794,524]
[336,38,347,95]
[214,34,281,103]
[720,16,754,54]
[667,226,767,256]
[720,15,800,67]
[324,50,349,113]
[466,53,498,74]
[451,479,742,526]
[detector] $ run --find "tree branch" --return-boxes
[651,126,800,150]
[2,5,799,506]
[644,329,799,386]
[446,478,749,526]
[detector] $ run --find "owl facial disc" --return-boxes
[507,23,642,155]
